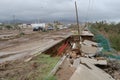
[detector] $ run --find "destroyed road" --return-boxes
[0,27,120,80]
[0,29,73,63]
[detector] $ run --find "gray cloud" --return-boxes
[0,0,120,23]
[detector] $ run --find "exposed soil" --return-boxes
[55,40,80,80]
[0,54,60,80]
[96,60,120,80]
[1,28,120,80]
[105,60,120,80]
[56,58,76,80]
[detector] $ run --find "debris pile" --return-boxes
[53,27,120,80]
[0,27,120,80]
[103,60,120,80]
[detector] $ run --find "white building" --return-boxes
[18,24,32,28]
[57,25,64,29]
[31,23,46,28]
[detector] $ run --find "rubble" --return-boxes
[81,44,98,57]
[73,58,81,68]
[83,40,98,47]
[70,63,115,80]
[101,60,120,80]
[0,28,120,80]
[81,30,94,37]
[80,57,107,65]
[54,28,120,80]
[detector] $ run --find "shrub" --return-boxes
[5,25,13,30]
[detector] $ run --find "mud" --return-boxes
[0,29,72,63]
[0,28,120,80]
[96,60,120,80]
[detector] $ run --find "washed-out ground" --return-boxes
[99,60,120,80]
[1,28,120,80]
[0,28,73,63]
[0,28,74,80]
[56,58,76,80]
[0,54,60,80]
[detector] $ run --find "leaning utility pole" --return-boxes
[75,1,81,55]
[75,1,80,40]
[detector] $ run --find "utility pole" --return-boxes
[75,1,80,40]
[75,1,81,55]
[13,15,16,24]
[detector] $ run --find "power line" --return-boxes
[85,0,94,23]
[13,15,16,24]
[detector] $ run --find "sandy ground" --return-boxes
[0,29,73,63]
[56,58,75,80]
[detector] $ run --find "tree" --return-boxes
[5,25,12,30]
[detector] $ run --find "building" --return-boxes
[31,23,47,31]
[18,24,32,28]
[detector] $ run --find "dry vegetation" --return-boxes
[91,21,120,51]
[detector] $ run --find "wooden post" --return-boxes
[75,1,80,39]
[75,1,81,55]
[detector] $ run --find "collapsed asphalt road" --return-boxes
[0,29,73,63]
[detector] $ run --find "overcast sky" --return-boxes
[0,0,120,23]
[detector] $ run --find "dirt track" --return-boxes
[0,29,73,63]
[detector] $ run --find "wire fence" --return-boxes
[88,26,120,60]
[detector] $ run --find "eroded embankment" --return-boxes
[44,35,81,80]
[0,35,73,80]
[0,35,120,80]
[45,35,120,80]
